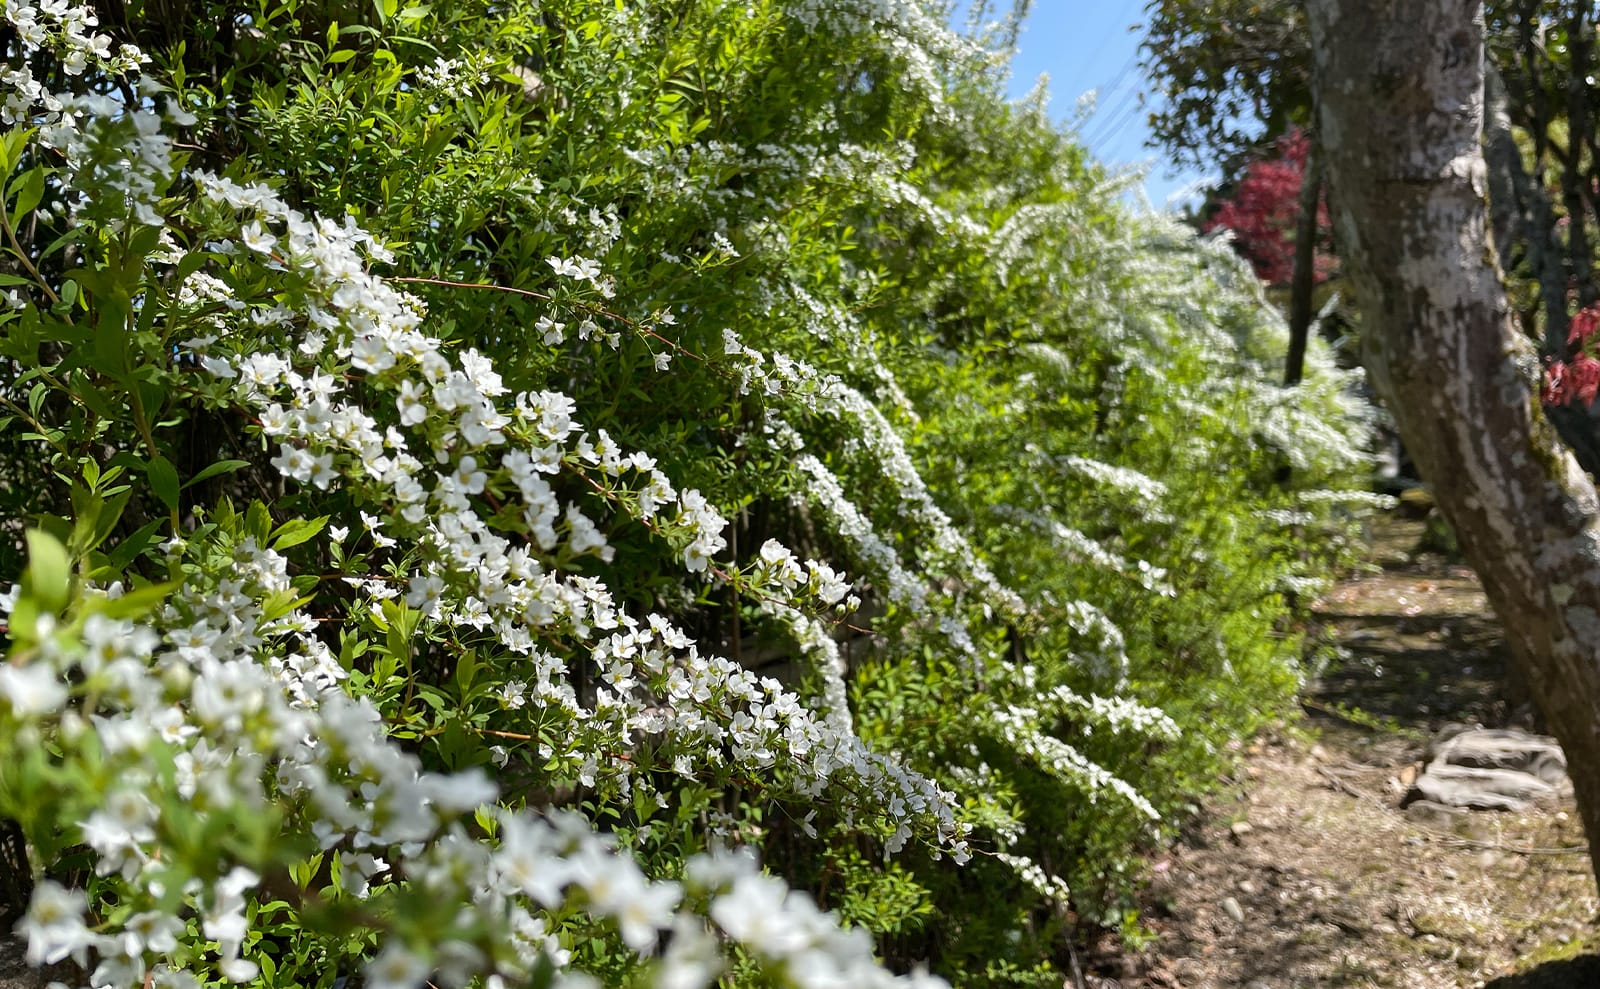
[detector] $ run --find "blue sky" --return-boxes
[965,1,1216,209]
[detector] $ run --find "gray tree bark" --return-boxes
[1307,0,1600,889]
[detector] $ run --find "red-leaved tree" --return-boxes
[1544,303,1600,406]
[1204,129,1335,287]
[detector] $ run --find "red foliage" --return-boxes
[1545,353,1600,407]
[1203,129,1335,287]
[1570,304,1600,347]
[1546,303,1600,406]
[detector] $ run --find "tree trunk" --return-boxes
[1483,62,1600,477]
[1483,65,1567,352]
[1284,140,1323,388]
[1565,4,1599,310]
[1307,0,1600,891]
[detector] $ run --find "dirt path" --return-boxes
[1114,515,1600,989]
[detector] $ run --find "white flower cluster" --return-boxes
[2,603,949,989]
[1276,573,1332,597]
[1040,684,1180,742]
[37,92,183,227]
[693,851,948,988]
[1060,455,1169,507]
[0,4,981,984]
[180,170,969,855]
[624,137,914,213]
[2,0,140,100]
[993,852,1073,907]
[1295,488,1399,510]
[1058,599,1132,685]
[0,183,954,989]
[986,705,1160,822]
[1256,508,1317,527]
[783,0,980,117]
[794,456,930,614]
[729,330,1027,623]
[2,1,179,228]
[756,598,853,728]
[995,505,1173,598]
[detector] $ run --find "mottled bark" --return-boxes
[1309,0,1600,890]
[1483,66,1524,288]
[1284,142,1322,388]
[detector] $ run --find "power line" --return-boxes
[1090,51,1141,105]
[1079,78,1143,147]
[1057,24,1133,97]
[1090,99,1147,157]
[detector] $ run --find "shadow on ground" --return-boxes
[1307,515,1521,732]
[1122,513,1598,988]
[1481,955,1600,987]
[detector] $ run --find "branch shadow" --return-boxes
[1480,955,1600,987]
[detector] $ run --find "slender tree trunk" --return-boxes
[1284,140,1323,387]
[1567,4,1599,309]
[1308,0,1600,891]
[1484,63,1600,477]
[1484,65,1567,350]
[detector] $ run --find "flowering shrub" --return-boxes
[0,1,1376,987]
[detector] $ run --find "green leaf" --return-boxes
[454,649,477,693]
[22,529,70,615]
[261,591,314,623]
[171,250,212,288]
[270,516,327,550]
[245,501,273,541]
[86,490,131,554]
[182,459,250,489]
[146,455,180,512]
[8,166,44,227]
[74,380,123,421]
[93,580,177,620]
[327,49,357,64]
[102,518,164,571]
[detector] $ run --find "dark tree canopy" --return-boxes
[1140,0,1312,173]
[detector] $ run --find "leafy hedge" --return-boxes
[0,1,1376,987]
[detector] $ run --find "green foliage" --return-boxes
[1140,0,1313,171]
[0,1,1379,987]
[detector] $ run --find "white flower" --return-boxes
[164,96,197,126]
[0,662,67,718]
[200,355,237,378]
[123,910,183,954]
[709,873,812,955]
[19,881,94,966]
[396,380,428,425]
[240,221,276,254]
[365,943,430,989]
[270,443,317,483]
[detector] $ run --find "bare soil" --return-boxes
[1108,515,1600,989]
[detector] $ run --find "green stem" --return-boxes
[0,189,59,306]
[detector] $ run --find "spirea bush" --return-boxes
[0,1,1378,987]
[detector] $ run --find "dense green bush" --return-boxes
[0,1,1377,987]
